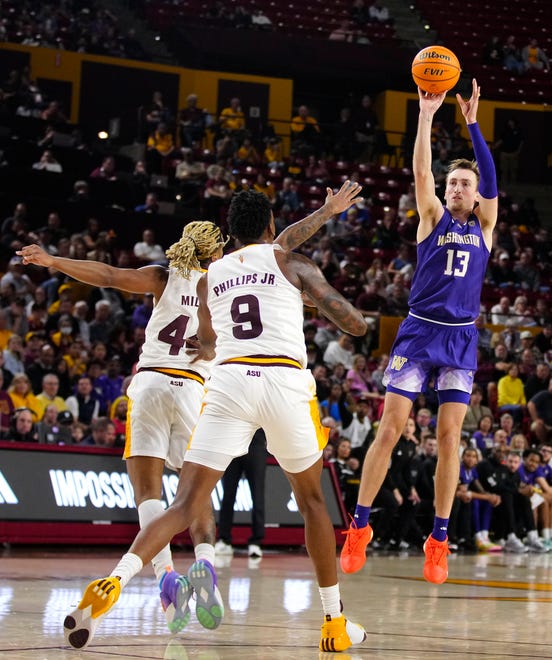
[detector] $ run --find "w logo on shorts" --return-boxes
[390,355,408,371]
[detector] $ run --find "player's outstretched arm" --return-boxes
[285,253,367,337]
[17,244,167,297]
[413,87,446,237]
[275,180,363,251]
[456,78,498,242]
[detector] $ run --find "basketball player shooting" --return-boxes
[340,78,498,583]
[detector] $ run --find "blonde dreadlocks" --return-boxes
[165,221,228,278]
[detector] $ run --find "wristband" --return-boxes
[467,122,497,199]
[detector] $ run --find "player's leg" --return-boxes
[284,457,336,587]
[283,457,366,653]
[127,456,172,577]
[126,372,196,633]
[169,380,223,629]
[260,367,365,652]
[188,500,225,630]
[434,402,466,519]
[182,391,257,632]
[124,371,177,581]
[127,455,194,634]
[422,399,466,583]
[357,392,414,506]
[340,391,413,573]
[64,461,222,649]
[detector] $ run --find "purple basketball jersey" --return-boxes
[408,208,490,323]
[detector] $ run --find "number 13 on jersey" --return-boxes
[443,249,470,277]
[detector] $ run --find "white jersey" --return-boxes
[206,243,307,368]
[137,267,211,380]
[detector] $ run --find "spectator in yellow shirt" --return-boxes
[0,309,14,351]
[291,104,321,156]
[146,122,177,174]
[263,137,284,169]
[253,172,276,205]
[219,97,245,134]
[8,373,42,420]
[36,373,69,417]
[497,362,526,425]
[234,136,260,166]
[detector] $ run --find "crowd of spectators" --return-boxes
[483,34,550,76]
[202,3,274,31]
[0,0,148,60]
[138,0,396,45]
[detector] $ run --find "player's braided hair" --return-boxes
[165,221,228,278]
[447,158,480,184]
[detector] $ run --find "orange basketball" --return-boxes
[411,46,461,94]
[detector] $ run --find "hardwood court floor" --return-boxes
[1,545,551,659]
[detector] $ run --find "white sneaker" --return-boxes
[525,537,549,553]
[214,539,233,556]
[248,544,263,558]
[504,536,529,554]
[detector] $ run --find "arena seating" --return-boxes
[141,0,397,44]
[414,0,552,104]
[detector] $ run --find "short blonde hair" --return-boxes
[165,221,228,279]
[447,158,480,185]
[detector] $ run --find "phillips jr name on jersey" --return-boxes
[206,243,308,367]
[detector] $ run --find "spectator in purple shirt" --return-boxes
[131,292,154,329]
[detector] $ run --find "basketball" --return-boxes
[411,46,461,94]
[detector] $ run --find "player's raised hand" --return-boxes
[456,78,480,124]
[418,87,447,115]
[17,244,54,268]
[324,179,364,215]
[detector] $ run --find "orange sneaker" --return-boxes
[423,535,451,584]
[339,521,373,574]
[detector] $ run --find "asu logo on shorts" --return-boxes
[390,355,408,371]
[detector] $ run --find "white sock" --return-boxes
[507,532,519,542]
[110,552,143,588]
[542,528,551,541]
[481,530,490,542]
[319,584,341,618]
[475,531,484,542]
[527,530,538,542]
[194,542,215,566]
[138,499,173,580]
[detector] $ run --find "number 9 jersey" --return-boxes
[206,244,308,368]
[408,209,490,324]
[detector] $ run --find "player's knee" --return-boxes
[294,490,326,518]
[376,421,404,449]
[437,433,462,455]
[133,486,163,506]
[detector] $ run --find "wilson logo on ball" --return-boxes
[419,50,453,61]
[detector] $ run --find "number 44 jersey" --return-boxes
[407,209,490,324]
[206,243,308,368]
[137,267,212,379]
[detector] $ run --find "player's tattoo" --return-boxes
[276,207,331,251]
[317,290,367,336]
